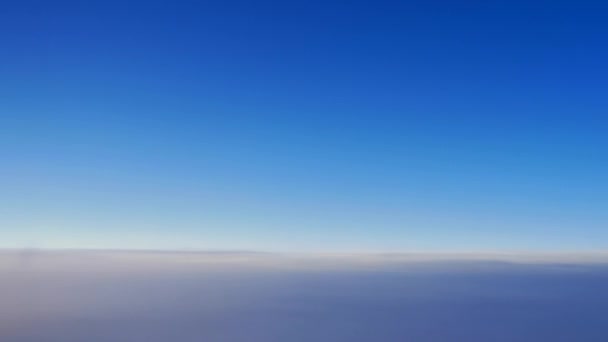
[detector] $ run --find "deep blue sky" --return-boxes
[2,0,607,251]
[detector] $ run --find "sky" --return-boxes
[1,0,607,251]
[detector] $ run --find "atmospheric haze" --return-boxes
[2,250,608,342]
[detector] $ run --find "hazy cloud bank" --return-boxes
[2,250,608,341]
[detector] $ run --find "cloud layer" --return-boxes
[2,250,608,341]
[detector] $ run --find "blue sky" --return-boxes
[1,0,607,251]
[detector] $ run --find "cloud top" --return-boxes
[2,250,608,341]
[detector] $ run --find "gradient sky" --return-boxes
[1,0,607,251]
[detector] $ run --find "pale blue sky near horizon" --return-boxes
[1,0,607,252]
